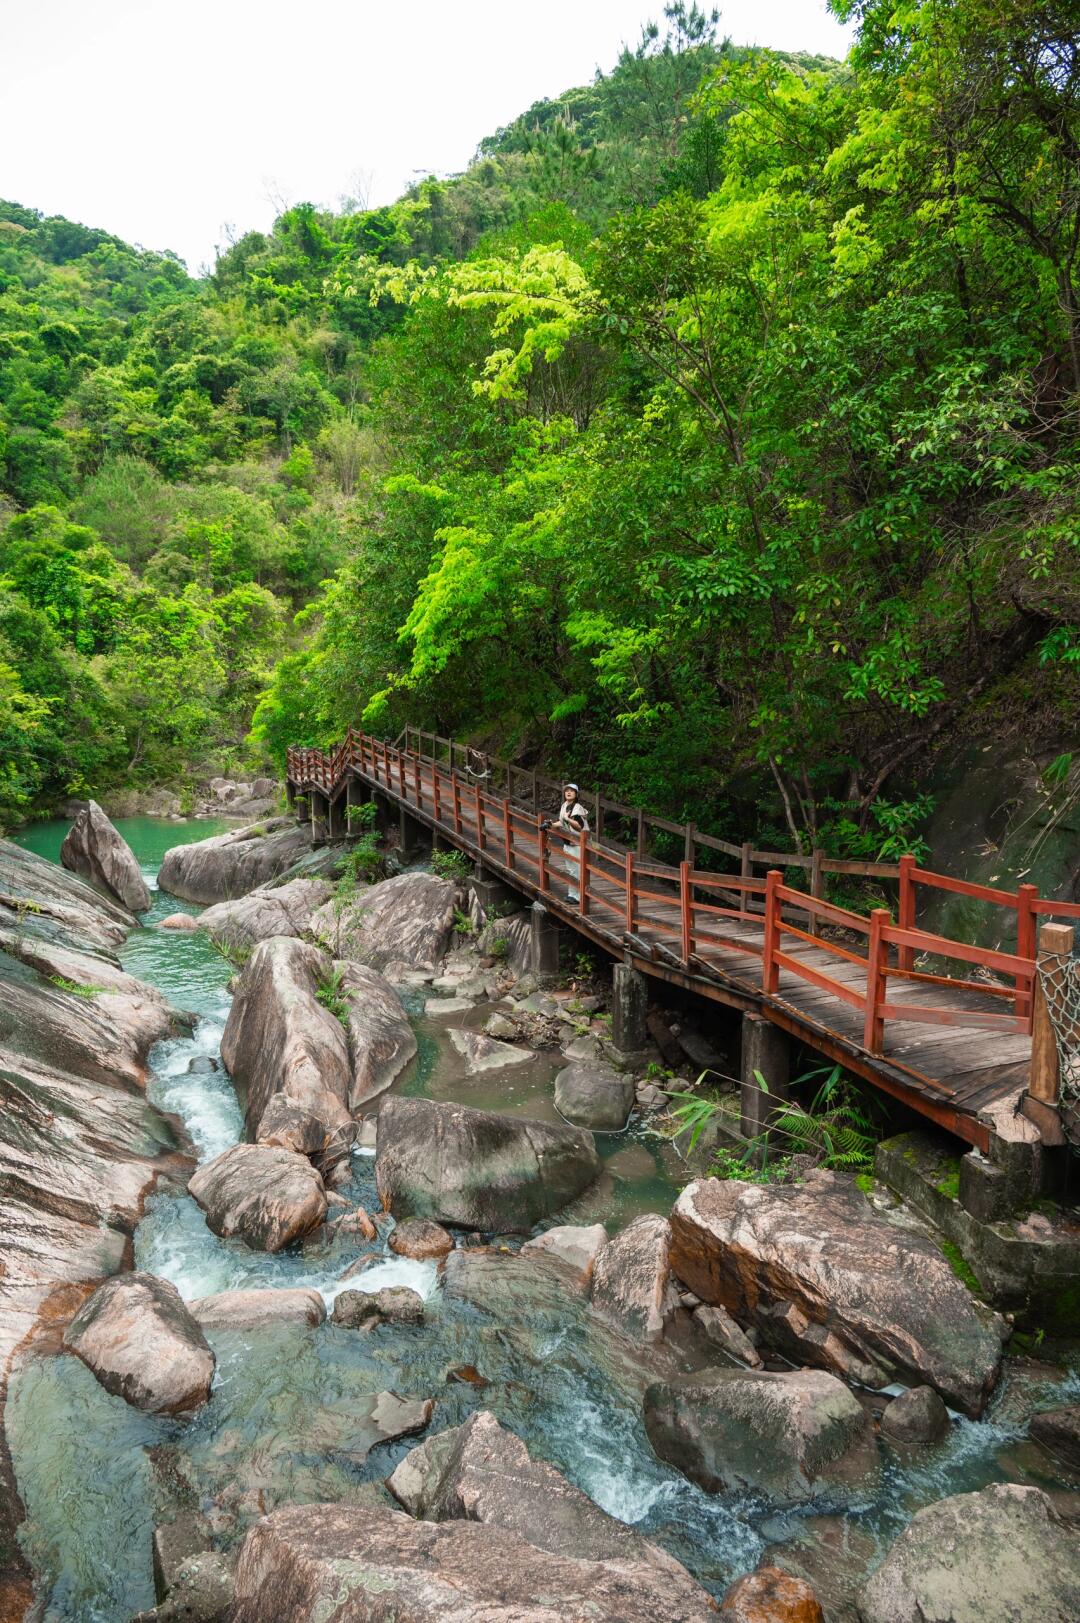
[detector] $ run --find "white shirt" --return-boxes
[557,799,590,835]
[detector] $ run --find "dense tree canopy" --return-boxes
[2,0,1077,851]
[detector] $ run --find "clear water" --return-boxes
[6,819,1080,1622]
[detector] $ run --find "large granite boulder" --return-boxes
[198,877,333,953]
[220,936,355,1169]
[60,800,151,912]
[555,1063,635,1130]
[158,820,311,904]
[859,1483,1080,1623]
[644,1366,879,1506]
[375,1096,600,1232]
[311,871,457,973]
[189,1143,327,1252]
[0,836,135,952]
[669,1172,1008,1416]
[188,1287,326,1331]
[230,1502,718,1623]
[337,960,417,1109]
[719,1568,823,1622]
[221,938,415,1168]
[591,1214,678,1342]
[388,1411,694,1578]
[1030,1404,1080,1469]
[63,1272,215,1416]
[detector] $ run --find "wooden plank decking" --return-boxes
[286,732,1055,1153]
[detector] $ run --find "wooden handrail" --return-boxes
[286,728,1059,1064]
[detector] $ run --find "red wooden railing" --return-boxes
[287,729,1080,1062]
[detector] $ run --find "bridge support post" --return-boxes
[399,806,431,861]
[310,790,329,847]
[285,780,296,814]
[344,775,370,837]
[612,962,648,1055]
[530,902,561,979]
[740,1014,790,1140]
[327,791,348,841]
[471,863,517,914]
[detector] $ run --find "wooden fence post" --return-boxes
[741,842,753,920]
[475,784,485,854]
[863,907,890,1055]
[625,852,635,935]
[762,869,782,994]
[1016,883,1039,1021]
[680,860,692,964]
[578,829,588,917]
[637,807,646,860]
[452,776,462,837]
[503,798,513,869]
[1031,921,1073,1104]
[810,847,824,938]
[897,854,916,972]
[538,817,549,894]
[684,821,695,868]
[432,767,441,828]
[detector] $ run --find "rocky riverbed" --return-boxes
[2,813,1079,1622]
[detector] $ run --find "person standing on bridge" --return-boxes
[555,782,590,902]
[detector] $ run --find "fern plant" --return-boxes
[316,965,350,1026]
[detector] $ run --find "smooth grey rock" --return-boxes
[483,1012,518,1040]
[189,1143,327,1252]
[0,835,135,950]
[555,1062,635,1130]
[669,1172,1008,1416]
[311,871,457,972]
[880,1384,950,1448]
[591,1214,678,1343]
[158,820,311,904]
[60,800,151,912]
[693,1304,763,1368]
[448,1028,532,1074]
[337,959,417,1108]
[198,877,333,952]
[859,1483,1080,1623]
[644,1366,880,1506]
[64,1272,214,1416]
[188,1287,326,1331]
[332,1286,424,1330]
[375,1096,600,1232]
[230,1502,718,1623]
[1030,1404,1080,1470]
[389,1217,454,1260]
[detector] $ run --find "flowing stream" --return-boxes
[7,818,1080,1622]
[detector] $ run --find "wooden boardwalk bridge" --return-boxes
[287,728,1080,1155]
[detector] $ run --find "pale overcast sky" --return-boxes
[3,1,853,273]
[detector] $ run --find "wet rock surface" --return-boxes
[880,1384,950,1448]
[189,1143,328,1252]
[555,1061,635,1129]
[376,1095,601,1231]
[719,1566,824,1621]
[337,959,417,1108]
[331,1285,425,1329]
[669,1172,1007,1415]
[158,820,312,904]
[1030,1404,1080,1470]
[387,1410,691,1575]
[311,870,457,972]
[520,1221,608,1288]
[60,800,151,912]
[449,1027,533,1073]
[859,1483,1080,1623]
[188,1287,326,1331]
[644,1366,880,1506]
[388,1216,454,1259]
[230,1501,719,1622]
[63,1272,215,1417]
[591,1213,679,1342]
[198,877,333,952]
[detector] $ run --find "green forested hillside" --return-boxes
[2,0,1077,855]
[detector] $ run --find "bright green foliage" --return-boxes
[3,3,1079,852]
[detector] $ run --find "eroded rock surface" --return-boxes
[448,1028,532,1074]
[859,1483,1080,1623]
[880,1385,949,1448]
[389,1217,454,1260]
[375,1096,600,1232]
[591,1214,678,1342]
[198,877,333,952]
[312,870,457,972]
[188,1287,326,1331]
[189,1143,328,1252]
[669,1173,1007,1415]
[521,1222,608,1289]
[60,800,151,912]
[63,1272,215,1416]
[719,1567,824,1622]
[158,820,311,904]
[337,959,417,1108]
[230,1502,719,1622]
[387,1410,692,1576]
[644,1366,879,1506]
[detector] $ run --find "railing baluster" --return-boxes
[538,816,548,894]
[579,829,588,917]
[864,908,890,1055]
[475,784,485,854]
[503,799,513,869]
[453,776,462,836]
[762,869,782,994]
[625,852,635,934]
[1016,883,1038,1023]
[898,853,916,972]
[680,859,692,964]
